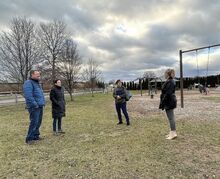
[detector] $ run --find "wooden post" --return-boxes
[180,50,184,108]
[15,93,18,104]
[148,78,150,96]
[140,79,143,96]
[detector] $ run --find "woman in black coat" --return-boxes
[159,69,177,140]
[50,79,66,134]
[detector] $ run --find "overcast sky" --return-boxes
[1,0,220,82]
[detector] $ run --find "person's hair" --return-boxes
[53,79,61,84]
[115,79,121,85]
[30,70,39,77]
[165,69,175,79]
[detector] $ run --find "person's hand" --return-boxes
[117,95,121,99]
[159,103,164,110]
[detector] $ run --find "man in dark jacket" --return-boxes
[23,70,45,144]
[113,79,130,125]
[50,79,66,135]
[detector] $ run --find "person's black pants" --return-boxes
[53,117,62,132]
[115,102,130,123]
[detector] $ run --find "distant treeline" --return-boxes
[121,79,152,90]
[121,74,220,90]
[181,74,220,88]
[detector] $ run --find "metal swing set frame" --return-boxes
[179,43,220,108]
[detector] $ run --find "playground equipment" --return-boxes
[179,43,220,108]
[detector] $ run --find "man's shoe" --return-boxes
[33,137,44,141]
[26,140,35,145]
[127,122,130,126]
[117,122,123,125]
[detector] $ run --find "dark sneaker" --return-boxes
[33,137,44,141]
[26,140,35,145]
[127,122,130,126]
[117,122,123,125]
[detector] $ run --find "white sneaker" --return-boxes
[165,131,171,138]
[166,131,177,140]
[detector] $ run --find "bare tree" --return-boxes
[57,39,82,101]
[108,79,115,85]
[143,71,156,79]
[39,20,67,83]
[82,58,101,97]
[143,71,157,95]
[0,17,42,83]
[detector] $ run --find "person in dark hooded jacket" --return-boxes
[50,79,66,134]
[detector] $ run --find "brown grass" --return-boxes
[0,91,219,178]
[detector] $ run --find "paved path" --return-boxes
[0,91,103,106]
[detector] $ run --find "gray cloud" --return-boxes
[1,0,220,81]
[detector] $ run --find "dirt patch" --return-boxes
[128,90,220,121]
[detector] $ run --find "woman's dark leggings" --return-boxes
[53,117,62,132]
[165,109,176,131]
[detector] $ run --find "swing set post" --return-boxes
[179,50,184,108]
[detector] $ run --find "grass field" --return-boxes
[0,92,219,178]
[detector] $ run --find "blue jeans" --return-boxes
[115,102,130,123]
[53,117,62,132]
[26,107,43,142]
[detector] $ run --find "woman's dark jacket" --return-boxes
[159,78,177,110]
[50,86,66,118]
